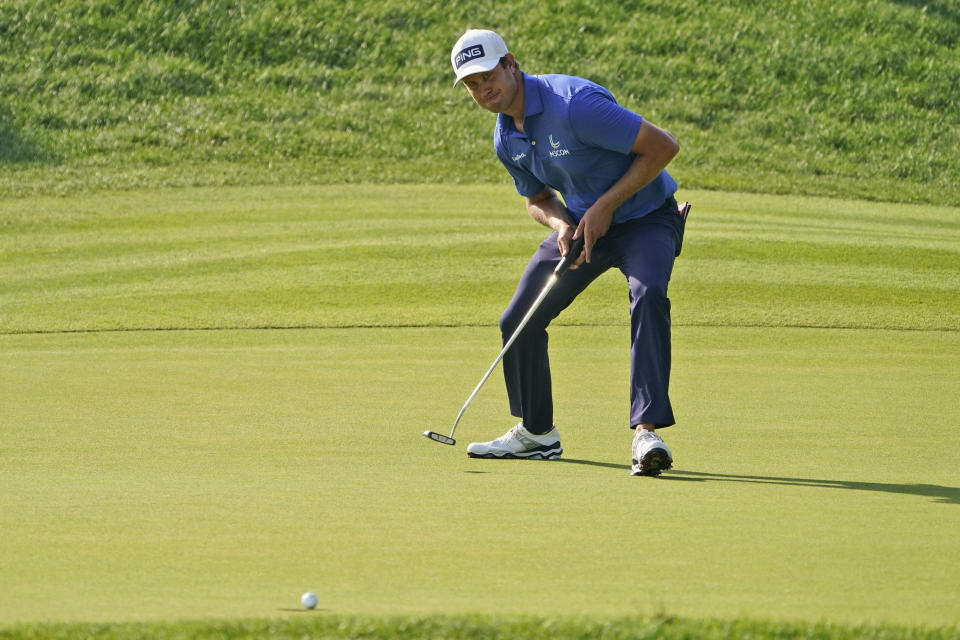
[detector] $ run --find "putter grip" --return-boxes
[554,235,585,277]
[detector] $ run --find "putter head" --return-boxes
[423,430,456,446]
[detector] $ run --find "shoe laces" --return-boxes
[492,423,523,445]
[634,430,662,452]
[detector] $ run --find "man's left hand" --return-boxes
[572,203,614,266]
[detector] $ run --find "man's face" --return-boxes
[462,55,519,115]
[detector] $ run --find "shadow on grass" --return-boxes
[562,458,631,471]
[560,459,960,504]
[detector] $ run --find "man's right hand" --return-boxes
[557,225,585,269]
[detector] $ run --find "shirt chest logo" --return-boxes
[547,134,570,158]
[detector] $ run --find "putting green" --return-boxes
[1,325,957,626]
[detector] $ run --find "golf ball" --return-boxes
[301,591,318,610]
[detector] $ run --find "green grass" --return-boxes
[1,185,959,639]
[1,0,958,203]
[2,185,958,334]
[3,3,959,636]
[3,616,959,640]
[1,326,958,630]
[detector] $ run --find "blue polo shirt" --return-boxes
[494,73,676,225]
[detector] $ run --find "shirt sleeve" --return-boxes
[568,88,644,155]
[495,138,546,198]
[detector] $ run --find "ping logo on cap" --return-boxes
[454,44,486,69]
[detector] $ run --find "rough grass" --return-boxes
[1,0,958,203]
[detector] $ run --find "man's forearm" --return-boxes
[526,191,577,233]
[573,121,679,264]
[594,132,680,216]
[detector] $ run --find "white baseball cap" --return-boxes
[451,29,509,86]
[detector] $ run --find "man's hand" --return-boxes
[557,224,577,263]
[566,120,679,266]
[572,202,614,265]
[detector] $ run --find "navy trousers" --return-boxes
[500,197,683,434]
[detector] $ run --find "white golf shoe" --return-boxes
[631,429,673,476]
[467,422,562,460]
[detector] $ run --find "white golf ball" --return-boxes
[301,591,318,610]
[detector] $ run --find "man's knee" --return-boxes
[501,298,554,340]
[630,278,669,305]
[499,308,518,337]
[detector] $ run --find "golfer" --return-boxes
[452,29,685,475]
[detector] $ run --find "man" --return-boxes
[451,29,685,476]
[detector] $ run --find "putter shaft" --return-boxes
[448,271,560,437]
[426,236,584,447]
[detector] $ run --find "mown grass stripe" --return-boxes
[2,186,957,334]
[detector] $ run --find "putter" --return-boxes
[424,235,586,446]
